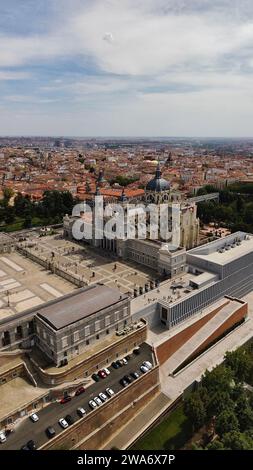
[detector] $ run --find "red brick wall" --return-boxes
[188,303,247,361]
[156,300,230,365]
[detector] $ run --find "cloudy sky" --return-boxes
[0,0,253,137]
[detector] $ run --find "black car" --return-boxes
[46,426,56,439]
[123,375,132,384]
[125,355,131,361]
[65,414,74,426]
[21,445,29,450]
[111,361,119,369]
[116,360,123,367]
[27,440,37,450]
[130,371,140,380]
[92,373,100,382]
[133,347,141,355]
[119,378,128,387]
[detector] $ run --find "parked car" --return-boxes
[21,445,29,450]
[140,365,149,373]
[89,400,97,410]
[122,358,128,365]
[58,418,69,429]
[91,373,100,382]
[77,407,86,417]
[133,347,141,355]
[103,367,110,375]
[125,355,131,361]
[143,361,152,370]
[27,440,36,450]
[105,387,115,397]
[123,375,132,384]
[130,371,140,380]
[60,395,71,404]
[65,415,74,426]
[75,386,85,396]
[98,392,108,402]
[120,378,128,387]
[0,431,6,444]
[46,426,56,439]
[94,396,103,406]
[111,361,119,369]
[98,370,107,379]
[30,413,39,423]
[116,360,124,367]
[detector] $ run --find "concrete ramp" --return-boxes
[167,299,246,375]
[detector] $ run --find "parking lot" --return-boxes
[0,343,153,450]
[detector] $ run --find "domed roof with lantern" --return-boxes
[146,162,170,192]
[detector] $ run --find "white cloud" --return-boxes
[0,0,253,136]
[0,71,31,80]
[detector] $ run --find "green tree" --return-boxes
[183,392,206,431]
[206,439,225,450]
[3,187,14,204]
[207,391,234,420]
[225,349,253,383]
[4,206,15,224]
[215,410,239,437]
[222,431,253,450]
[202,365,234,395]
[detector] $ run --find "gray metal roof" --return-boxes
[36,284,128,330]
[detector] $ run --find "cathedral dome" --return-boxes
[146,163,170,192]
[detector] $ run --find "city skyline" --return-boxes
[0,1,253,137]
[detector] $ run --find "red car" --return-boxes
[60,396,71,404]
[98,370,107,379]
[75,386,85,396]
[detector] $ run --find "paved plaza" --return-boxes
[0,251,75,321]
[19,233,159,295]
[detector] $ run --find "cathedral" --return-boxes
[63,163,199,278]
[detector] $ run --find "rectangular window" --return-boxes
[114,311,119,322]
[62,336,68,348]
[123,307,128,317]
[105,315,110,326]
[95,320,100,332]
[84,325,90,337]
[73,331,79,342]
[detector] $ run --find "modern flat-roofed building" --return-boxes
[158,232,253,328]
[132,232,253,330]
[35,284,130,366]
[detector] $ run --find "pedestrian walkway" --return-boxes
[167,298,241,374]
[101,392,171,450]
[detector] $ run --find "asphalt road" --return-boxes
[1,344,152,450]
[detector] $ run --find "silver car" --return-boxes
[98,392,108,402]
[143,361,152,370]
[89,400,97,410]
[94,396,103,406]
[77,407,86,417]
[30,413,39,423]
[0,431,6,444]
[58,418,68,429]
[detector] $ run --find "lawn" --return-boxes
[132,404,192,450]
